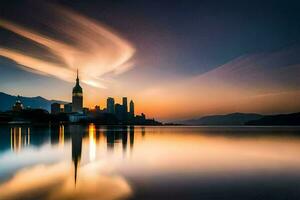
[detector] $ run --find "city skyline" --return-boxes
[1,2,300,200]
[1,1,300,121]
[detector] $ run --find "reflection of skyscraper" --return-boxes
[121,126,128,156]
[72,70,83,113]
[106,127,115,151]
[141,127,145,138]
[0,126,12,152]
[71,125,83,185]
[129,100,134,118]
[129,126,134,151]
[107,97,115,114]
[50,125,59,145]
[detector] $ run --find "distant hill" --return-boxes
[176,113,264,125]
[0,92,68,112]
[246,112,300,125]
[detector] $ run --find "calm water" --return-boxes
[1,125,300,200]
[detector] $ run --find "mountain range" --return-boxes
[176,112,300,126]
[175,113,263,125]
[245,112,300,126]
[0,92,68,112]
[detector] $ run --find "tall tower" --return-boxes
[122,97,128,122]
[107,97,115,114]
[122,97,128,113]
[72,69,83,113]
[129,100,134,117]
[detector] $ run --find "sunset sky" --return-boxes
[1,0,300,121]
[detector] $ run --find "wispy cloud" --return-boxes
[0,4,135,88]
[136,47,300,120]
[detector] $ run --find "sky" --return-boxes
[0,0,300,121]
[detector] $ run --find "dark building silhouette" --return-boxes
[115,103,123,121]
[72,70,83,113]
[135,113,146,124]
[94,105,101,112]
[64,103,72,113]
[51,103,61,114]
[122,97,128,123]
[122,97,128,112]
[82,107,89,114]
[107,97,115,114]
[12,96,23,112]
[129,100,134,118]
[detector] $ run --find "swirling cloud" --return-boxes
[0,4,135,88]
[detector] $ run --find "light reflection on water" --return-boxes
[0,125,300,200]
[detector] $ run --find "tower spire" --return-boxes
[76,68,80,85]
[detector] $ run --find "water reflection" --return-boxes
[10,127,30,152]
[104,126,135,156]
[59,125,64,147]
[51,124,65,147]
[88,124,96,162]
[71,125,83,185]
[1,125,300,200]
[70,124,136,186]
[0,124,134,200]
[130,126,134,152]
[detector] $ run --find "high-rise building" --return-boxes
[122,97,128,122]
[115,103,123,121]
[107,97,115,114]
[72,69,83,113]
[122,97,128,113]
[129,100,134,117]
[51,103,61,114]
[64,103,72,113]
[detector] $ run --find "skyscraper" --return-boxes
[107,97,115,114]
[129,100,134,117]
[122,97,128,113]
[115,103,123,121]
[122,97,128,122]
[72,69,83,113]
